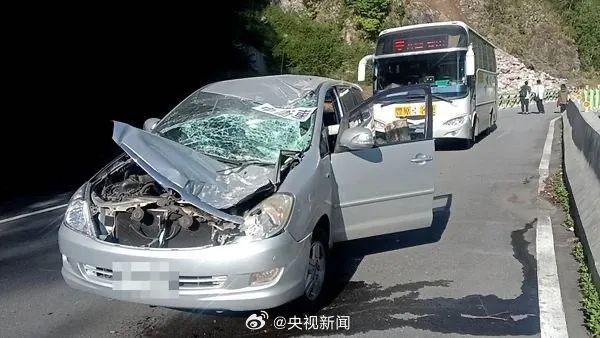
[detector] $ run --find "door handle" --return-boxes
[410,153,434,163]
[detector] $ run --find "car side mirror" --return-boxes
[143,118,160,131]
[465,45,475,76]
[358,54,374,82]
[339,127,374,150]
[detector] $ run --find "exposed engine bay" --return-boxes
[90,160,244,248]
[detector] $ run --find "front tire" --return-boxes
[297,228,328,312]
[464,118,477,149]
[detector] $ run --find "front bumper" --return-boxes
[59,226,311,311]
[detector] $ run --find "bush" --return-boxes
[570,0,600,71]
[551,0,600,72]
[265,7,346,76]
[263,6,374,81]
[345,0,391,39]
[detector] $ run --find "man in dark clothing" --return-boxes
[519,81,531,114]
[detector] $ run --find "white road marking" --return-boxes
[538,117,559,194]
[536,117,569,338]
[0,203,68,224]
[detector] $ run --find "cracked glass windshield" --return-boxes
[156,90,317,164]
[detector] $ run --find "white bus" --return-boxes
[358,21,497,147]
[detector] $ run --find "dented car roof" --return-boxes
[201,74,330,107]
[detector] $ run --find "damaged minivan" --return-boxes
[59,75,436,310]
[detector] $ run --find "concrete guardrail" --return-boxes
[562,101,600,287]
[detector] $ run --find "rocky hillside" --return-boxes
[405,0,571,92]
[272,0,582,92]
[495,49,565,93]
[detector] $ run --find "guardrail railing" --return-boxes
[498,90,560,109]
[498,85,600,112]
[572,86,600,113]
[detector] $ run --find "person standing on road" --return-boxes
[532,79,545,113]
[557,83,569,114]
[519,81,531,114]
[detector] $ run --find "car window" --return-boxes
[350,87,365,107]
[323,88,343,153]
[337,86,357,113]
[323,89,341,126]
[340,87,432,150]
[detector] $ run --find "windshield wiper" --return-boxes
[432,94,453,103]
[213,159,275,173]
[380,94,452,108]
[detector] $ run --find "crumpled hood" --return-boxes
[112,121,276,224]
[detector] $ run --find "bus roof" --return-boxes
[379,21,498,49]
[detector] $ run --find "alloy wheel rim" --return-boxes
[304,241,326,301]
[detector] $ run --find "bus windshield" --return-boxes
[376,51,467,99]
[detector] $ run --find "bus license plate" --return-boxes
[395,107,412,117]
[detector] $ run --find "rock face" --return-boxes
[271,0,569,93]
[456,0,580,79]
[272,0,305,12]
[402,0,568,93]
[496,49,566,93]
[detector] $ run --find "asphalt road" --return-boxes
[0,105,585,337]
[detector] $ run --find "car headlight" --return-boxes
[443,115,469,127]
[373,119,386,131]
[63,184,92,236]
[237,193,294,242]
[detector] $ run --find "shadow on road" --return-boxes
[0,193,540,337]
[434,124,497,151]
[139,197,540,337]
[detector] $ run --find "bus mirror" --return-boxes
[466,45,475,76]
[358,54,374,82]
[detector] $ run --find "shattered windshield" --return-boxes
[155,91,317,164]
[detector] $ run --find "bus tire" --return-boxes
[464,118,477,149]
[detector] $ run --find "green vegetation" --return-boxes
[547,170,599,335]
[262,6,373,81]
[237,1,405,82]
[547,170,574,229]
[265,7,350,76]
[572,241,600,335]
[345,0,391,39]
[550,0,600,72]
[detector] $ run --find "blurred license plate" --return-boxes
[112,261,179,298]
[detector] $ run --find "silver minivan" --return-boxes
[59,75,435,310]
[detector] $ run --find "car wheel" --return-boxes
[297,228,328,311]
